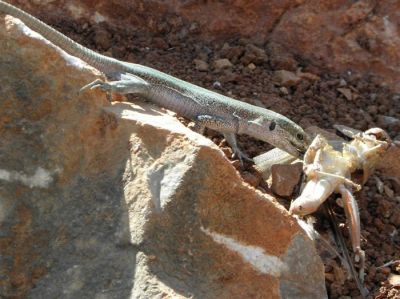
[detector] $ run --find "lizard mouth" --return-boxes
[289,141,306,158]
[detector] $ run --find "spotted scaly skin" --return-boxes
[0,0,310,158]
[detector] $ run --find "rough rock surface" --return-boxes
[8,0,400,91]
[271,162,303,198]
[0,15,327,298]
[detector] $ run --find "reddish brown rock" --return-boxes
[271,162,303,197]
[0,15,327,299]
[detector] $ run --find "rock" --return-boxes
[247,63,256,70]
[212,81,222,89]
[213,58,233,70]
[93,28,112,50]
[297,71,320,82]
[268,43,299,71]
[269,1,400,92]
[337,88,353,101]
[193,58,209,71]
[271,162,303,197]
[241,171,261,188]
[273,70,302,87]
[240,44,268,65]
[0,16,327,299]
[220,43,244,64]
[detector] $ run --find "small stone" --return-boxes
[240,44,268,65]
[213,58,233,70]
[297,71,320,82]
[242,171,261,187]
[94,28,112,50]
[339,78,347,86]
[384,185,394,197]
[193,59,209,71]
[212,81,222,89]
[273,70,302,87]
[247,63,256,70]
[389,210,400,226]
[337,88,352,100]
[377,198,393,218]
[367,105,378,114]
[220,44,244,64]
[270,162,303,197]
[279,86,289,95]
[220,147,233,158]
[230,160,241,169]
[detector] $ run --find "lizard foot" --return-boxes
[80,79,111,93]
[232,149,253,166]
[223,133,253,165]
[80,79,113,101]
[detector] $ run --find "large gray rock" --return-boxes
[0,15,327,298]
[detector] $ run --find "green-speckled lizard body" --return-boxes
[0,0,310,158]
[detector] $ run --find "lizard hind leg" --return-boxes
[339,184,365,282]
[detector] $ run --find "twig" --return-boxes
[377,260,400,269]
[324,201,369,298]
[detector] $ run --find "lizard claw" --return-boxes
[79,79,113,101]
[79,79,109,94]
[232,148,253,166]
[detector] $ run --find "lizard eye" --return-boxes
[298,205,303,211]
[269,121,276,131]
[296,133,304,141]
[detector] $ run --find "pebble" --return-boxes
[242,171,261,187]
[247,63,256,70]
[212,81,222,89]
[270,162,303,197]
[273,70,302,87]
[94,28,112,50]
[240,44,268,65]
[193,59,209,71]
[213,58,233,70]
[337,88,352,101]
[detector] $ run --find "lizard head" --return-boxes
[289,196,320,216]
[247,114,310,158]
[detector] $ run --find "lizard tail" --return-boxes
[0,0,120,72]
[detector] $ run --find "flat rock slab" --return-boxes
[0,15,327,298]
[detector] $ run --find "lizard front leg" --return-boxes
[193,115,251,163]
[80,73,150,98]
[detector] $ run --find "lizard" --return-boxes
[0,0,310,160]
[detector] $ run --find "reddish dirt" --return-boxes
[49,16,400,298]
